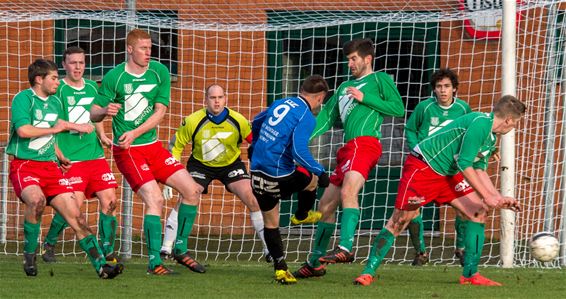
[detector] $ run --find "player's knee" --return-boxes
[76,214,93,234]
[103,199,117,214]
[27,197,46,220]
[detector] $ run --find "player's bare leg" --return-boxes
[354,208,418,286]
[451,193,501,286]
[407,208,428,266]
[228,179,271,261]
[319,171,365,264]
[20,186,48,276]
[50,192,122,279]
[96,188,119,261]
[165,170,205,273]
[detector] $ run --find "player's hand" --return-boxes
[105,103,122,117]
[490,149,501,162]
[53,119,70,133]
[163,186,173,201]
[499,196,521,212]
[118,131,136,149]
[97,132,113,148]
[318,172,330,188]
[483,195,501,209]
[74,123,95,134]
[58,156,72,173]
[346,87,364,102]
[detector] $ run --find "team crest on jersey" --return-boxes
[34,109,43,120]
[67,96,75,105]
[124,83,133,94]
[430,117,439,126]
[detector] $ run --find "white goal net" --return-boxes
[0,0,564,268]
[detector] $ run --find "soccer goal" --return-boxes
[0,0,564,268]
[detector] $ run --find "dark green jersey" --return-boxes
[6,89,63,161]
[417,112,497,176]
[93,60,171,146]
[312,72,404,142]
[405,97,471,149]
[56,79,104,161]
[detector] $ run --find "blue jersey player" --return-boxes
[250,75,330,284]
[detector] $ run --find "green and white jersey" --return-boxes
[93,60,171,146]
[312,72,404,142]
[6,89,63,161]
[417,112,497,176]
[172,108,251,167]
[57,78,104,162]
[405,97,472,149]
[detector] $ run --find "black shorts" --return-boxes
[187,157,250,194]
[250,167,312,212]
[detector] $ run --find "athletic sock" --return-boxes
[294,189,316,220]
[161,208,178,254]
[308,221,336,267]
[78,234,105,272]
[455,215,467,250]
[24,220,40,254]
[143,214,164,269]
[338,208,360,251]
[173,203,197,256]
[44,213,68,246]
[250,211,269,254]
[98,212,117,256]
[408,214,426,253]
[263,227,286,270]
[362,228,395,276]
[462,221,485,278]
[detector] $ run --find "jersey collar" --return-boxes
[207,107,229,124]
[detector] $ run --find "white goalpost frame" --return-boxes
[500,0,518,269]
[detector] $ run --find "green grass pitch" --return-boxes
[0,255,564,298]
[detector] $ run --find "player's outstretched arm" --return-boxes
[90,103,121,122]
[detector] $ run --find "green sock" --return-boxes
[98,212,117,256]
[408,214,426,253]
[338,208,360,252]
[455,215,467,250]
[462,221,485,278]
[308,221,336,267]
[44,213,68,246]
[78,234,105,272]
[362,228,395,275]
[23,220,40,254]
[173,204,197,256]
[144,214,164,269]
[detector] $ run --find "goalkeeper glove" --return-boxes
[162,186,173,200]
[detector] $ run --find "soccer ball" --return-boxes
[529,232,559,262]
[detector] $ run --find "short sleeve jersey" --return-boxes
[405,97,472,149]
[56,79,104,161]
[417,112,497,176]
[93,60,171,146]
[6,89,64,161]
[312,72,404,142]
[172,108,251,167]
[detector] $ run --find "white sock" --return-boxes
[160,208,178,254]
[250,211,269,255]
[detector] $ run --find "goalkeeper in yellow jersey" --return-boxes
[160,84,271,263]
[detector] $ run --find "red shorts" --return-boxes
[65,158,118,198]
[112,142,184,192]
[329,136,382,186]
[9,158,73,200]
[394,155,474,210]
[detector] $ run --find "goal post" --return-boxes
[0,0,564,268]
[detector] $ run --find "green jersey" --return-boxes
[6,89,63,161]
[56,79,104,161]
[405,97,471,149]
[417,112,497,176]
[312,72,404,142]
[93,60,171,146]
[172,108,251,167]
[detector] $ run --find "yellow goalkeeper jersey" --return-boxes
[172,107,252,167]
